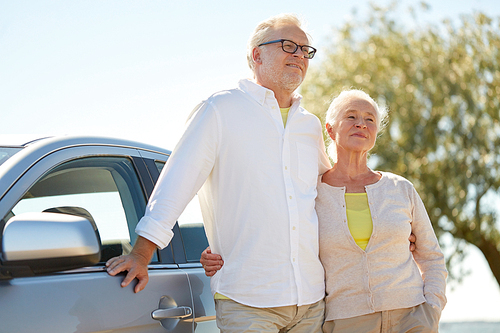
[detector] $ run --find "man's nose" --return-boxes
[292,47,305,58]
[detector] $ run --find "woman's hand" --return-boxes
[200,247,224,277]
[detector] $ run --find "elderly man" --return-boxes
[107,13,330,332]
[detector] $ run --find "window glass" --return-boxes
[10,156,152,263]
[154,160,165,174]
[178,196,208,262]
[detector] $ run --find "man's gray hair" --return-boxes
[246,13,310,72]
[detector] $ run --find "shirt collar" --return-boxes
[238,79,302,107]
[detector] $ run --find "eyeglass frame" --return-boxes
[258,39,317,59]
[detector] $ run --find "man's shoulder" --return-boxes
[205,85,245,102]
[298,107,318,118]
[294,106,323,128]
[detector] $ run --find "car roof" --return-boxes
[0,135,171,200]
[2,136,170,153]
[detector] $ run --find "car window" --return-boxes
[154,160,165,174]
[10,156,153,263]
[154,161,208,262]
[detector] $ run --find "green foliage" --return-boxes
[302,3,500,285]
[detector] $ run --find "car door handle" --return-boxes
[152,306,192,320]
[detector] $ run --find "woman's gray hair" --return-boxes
[246,13,310,72]
[325,89,388,160]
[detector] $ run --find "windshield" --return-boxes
[0,147,23,167]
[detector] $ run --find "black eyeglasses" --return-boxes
[258,39,317,59]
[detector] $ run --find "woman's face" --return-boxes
[327,98,379,155]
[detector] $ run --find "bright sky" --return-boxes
[2,0,500,323]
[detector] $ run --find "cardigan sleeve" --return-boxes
[410,185,448,313]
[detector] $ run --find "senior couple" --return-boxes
[106,13,447,333]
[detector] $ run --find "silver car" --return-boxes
[0,136,217,333]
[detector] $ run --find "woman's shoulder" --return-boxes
[377,171,415,189]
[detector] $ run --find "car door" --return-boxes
[144,155,217,333]
[0,144,213,332]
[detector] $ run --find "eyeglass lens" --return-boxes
[282,40,315,59]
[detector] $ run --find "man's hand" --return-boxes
[200,247,224,277]
[106,236,156,293]
[409,233,416,252]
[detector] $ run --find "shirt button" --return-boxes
[293,226,296,230]
[285,166,288,170]
[289,196,292,199]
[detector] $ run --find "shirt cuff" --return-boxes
[135,216,174,249]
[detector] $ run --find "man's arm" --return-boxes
[106,236,157,293]
[106,101,220,292]
[200,236,418,276]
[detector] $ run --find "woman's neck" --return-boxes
[322,153,381,193]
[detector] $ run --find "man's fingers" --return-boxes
[105,250,151,293]
[408,233,416,243]
[409,243,416,252]
[106,256,130,276]
[120,270,137,288]
[134,275,149,293]
[408,232,416,252]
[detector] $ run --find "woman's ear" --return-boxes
[326,123,335,140]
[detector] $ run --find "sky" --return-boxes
[1,0,500,323]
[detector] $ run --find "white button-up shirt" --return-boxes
[136,79,331,307]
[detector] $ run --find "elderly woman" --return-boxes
[318,89,447,333]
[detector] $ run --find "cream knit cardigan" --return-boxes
[316,172,447,321]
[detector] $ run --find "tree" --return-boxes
[301,3,500,286]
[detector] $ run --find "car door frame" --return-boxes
[139,150,217,332]
[0,143,198,333]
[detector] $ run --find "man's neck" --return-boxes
[255,79,295,108]
[275,91,295,108]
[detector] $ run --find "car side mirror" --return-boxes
[0,212,101,279]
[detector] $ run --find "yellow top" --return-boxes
[280,107,290,127]
[345,193,373,250]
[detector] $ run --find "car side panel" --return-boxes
[0,269,193,332]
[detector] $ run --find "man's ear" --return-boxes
[252,47,262,64]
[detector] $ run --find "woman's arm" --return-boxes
[410,186,448,313]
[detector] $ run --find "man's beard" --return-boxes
[261,63,303,93]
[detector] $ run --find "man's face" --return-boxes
[254,24,310,94]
